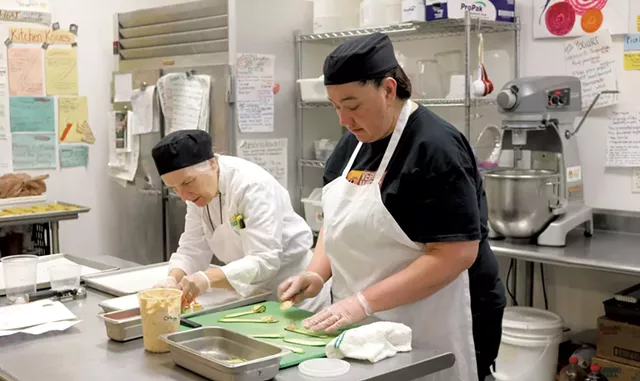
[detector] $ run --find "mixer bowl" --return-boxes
[483,169,560,238]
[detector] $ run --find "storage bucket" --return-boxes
[491,307,563,381]
[312,0,359,33]
[301,188,323,232]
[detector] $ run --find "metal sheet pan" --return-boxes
[0,254,119,296]
[0,201,90,225]
[82,262,173,296]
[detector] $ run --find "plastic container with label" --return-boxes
[301,188,323,232]
[137,288,182,353]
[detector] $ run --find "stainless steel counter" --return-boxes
[490,229,640,276]
[0,255,454,381]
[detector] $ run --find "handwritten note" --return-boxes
[624,52,640,70]
[235,53,275,133]
[59,145,88,168]
[156,73,210,133]
[564,31,618,110]
[58,96,89,143]
[9,28,74,44]
[8,47,44,96]
[237,138,287,188]
[0,58,9,172]
[45,48,78,95]
[113,73,132,102]
[9,96,54,133]
[0,0,50,11]
[606,110,640,167]
[637,15,640,32]
[0,9,50,25]
[624,34,640,51]
[11,132,56,169]
[130,85,159,135]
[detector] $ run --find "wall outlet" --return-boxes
[633,168,640,194]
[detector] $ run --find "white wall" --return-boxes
[0,0,196,260]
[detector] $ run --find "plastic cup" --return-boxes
[49,264,81,291]
[1,254,38,304]
[137,288,183,353]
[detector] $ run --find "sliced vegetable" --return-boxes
[223,304,266,318]
[284,324,330,338]
[218,316,278,324]
[277,344,305,354]
[283,338,328,347]
[251,333,284,339]
[280,300,293,310]
[224,357,247,363]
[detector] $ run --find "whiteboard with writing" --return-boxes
[236,138,287,188]
[564,31,619,110]
[235,53,275,133]
[606,109,640,168]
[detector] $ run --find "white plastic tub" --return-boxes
[491,307,564,381]
[301,188,323,232]
[312,0,359,33]
[297,77,328,103]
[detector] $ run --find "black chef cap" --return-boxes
[151,129,214,176]
[323,33,398,86]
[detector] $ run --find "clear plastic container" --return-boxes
[314,139,337,161]
[49,264,81,291]
[137,288,183,353]
[1,254,38,304]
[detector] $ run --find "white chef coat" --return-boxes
[169,155,330,312]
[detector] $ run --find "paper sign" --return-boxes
[76,120,95,144]
[113,73,132,102]
[8,47,44,96]
[130,85,159,135]
[624,34,640,51]
[58,96,88,143]
[606,109,640,167]
[9,96,54,133]
[59,145,88,168]
[235,53,275,133]
[0,9,50,25]
[45,48,78,95]
[237,138,287,188]
[156,73,210,133]
[564,31,618,110]
[0,0,50,11]
[9,28,74,44]
[624,52,640,71]
[637,15,640,32]
[11,132,56,169]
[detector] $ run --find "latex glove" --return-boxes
[277,271,325,304]
[154,276,180,290]
[179,271,211,305]
[303,292,373,333]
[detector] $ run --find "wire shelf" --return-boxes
[297,19,519,43]
[300,159,326,168]
[299,98,497,108]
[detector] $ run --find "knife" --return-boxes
[27,287,87,303]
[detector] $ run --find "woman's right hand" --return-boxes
[278,271,325,304]
[153,276,180,290]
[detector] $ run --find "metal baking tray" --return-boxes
[161,327,288,381]
[0,254,119,296]
[98,289,272,342]
[0,201,90,225]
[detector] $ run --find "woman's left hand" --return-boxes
[179,271,210,306]
[302,292,373,333]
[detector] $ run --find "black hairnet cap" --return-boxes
[323,33,398,86]
[151,129,214,176]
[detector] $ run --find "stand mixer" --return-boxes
[484,76,617,247]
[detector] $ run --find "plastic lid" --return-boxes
[298,358,351,378]
[569,357,578,364]
[502,307,564,331]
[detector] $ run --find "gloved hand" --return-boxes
[277,271,325,304]
[303,292,373,333]
[179,271,211,305]
[153,276,180,290]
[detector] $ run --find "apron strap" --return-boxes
[342,142,363,177]
[373,101,413,184]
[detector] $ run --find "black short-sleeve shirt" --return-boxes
[323,104,506,313]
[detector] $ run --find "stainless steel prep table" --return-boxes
[490,229,640,306]
[0,255,454,381]
[0,201,90,254]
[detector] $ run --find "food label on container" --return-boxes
[567,165,582,182]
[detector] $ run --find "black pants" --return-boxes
[473,306,505,380]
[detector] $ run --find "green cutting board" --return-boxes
[180,301,337,368]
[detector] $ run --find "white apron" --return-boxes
[204,195,330,312]
[321,101,479,381]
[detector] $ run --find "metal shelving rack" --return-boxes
[294,13,521,207]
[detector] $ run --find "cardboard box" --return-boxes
[425,0,515,23]
[593,357,640,381]
[597,316,640,368]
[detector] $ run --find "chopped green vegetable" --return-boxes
[277,344,305,354]
[283,338,328,347]
[284,325,330,338]
[224,357,247,364]
[218,316,278,323]
[251,333,284,339]
[223,304,266,318]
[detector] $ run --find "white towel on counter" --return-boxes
[325,321,412,363]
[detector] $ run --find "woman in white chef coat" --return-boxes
[151,129,330,312]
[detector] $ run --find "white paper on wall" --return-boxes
[606,109,640,167]
[235,53,275,133]
[236,138,287,189]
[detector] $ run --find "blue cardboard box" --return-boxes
[425,0,515,23]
